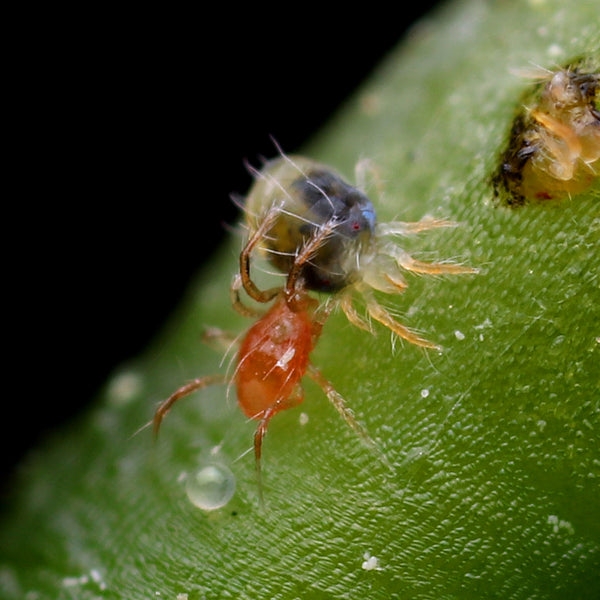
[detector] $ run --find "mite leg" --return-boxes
[153,375,227,437]
[251,388,304,507]
[384,243,480,276]
[354,157,383,196]
[311,296,336,330]
[238,201,285,306]
[307,365,393,470]
[531,109,581,180]
[395,252,480,276]
[253,406,275,508]
[338,291,374,334]
[285,217,339,298]
[376,217,459,237]
[363,289,440,349]
[339,283,437,348]
[230,273,265,318]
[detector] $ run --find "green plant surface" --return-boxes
[1,0,599,598]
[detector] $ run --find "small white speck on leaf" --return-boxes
[361,551,382,571]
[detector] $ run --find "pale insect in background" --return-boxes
[493,58,599,205]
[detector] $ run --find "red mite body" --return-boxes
[235,293,321,421]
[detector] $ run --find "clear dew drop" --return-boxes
[185,464,236,511]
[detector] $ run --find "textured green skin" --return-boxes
[1,1,598,598]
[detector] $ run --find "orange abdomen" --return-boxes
[235,297,317,420]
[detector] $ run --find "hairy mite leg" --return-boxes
[236,201,339,313]
[252,389,303,507]
[307,365,393,470]
[253,407,274,507]
[376,217,459,237]
[338,290,375,334]
[230,273,264,318]
[353,157,384,199]
[362,289,440,350]
[381,272,409,292]
[238,201,285,306]
[531,110,582,180]
[284,218,338,302]
[153,375,227,437]
[387,246,480,276]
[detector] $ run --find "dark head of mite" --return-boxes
[266,167,376,293]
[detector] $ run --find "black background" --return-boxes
[5,4,441,493]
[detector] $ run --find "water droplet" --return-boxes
[185,464,236,510]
